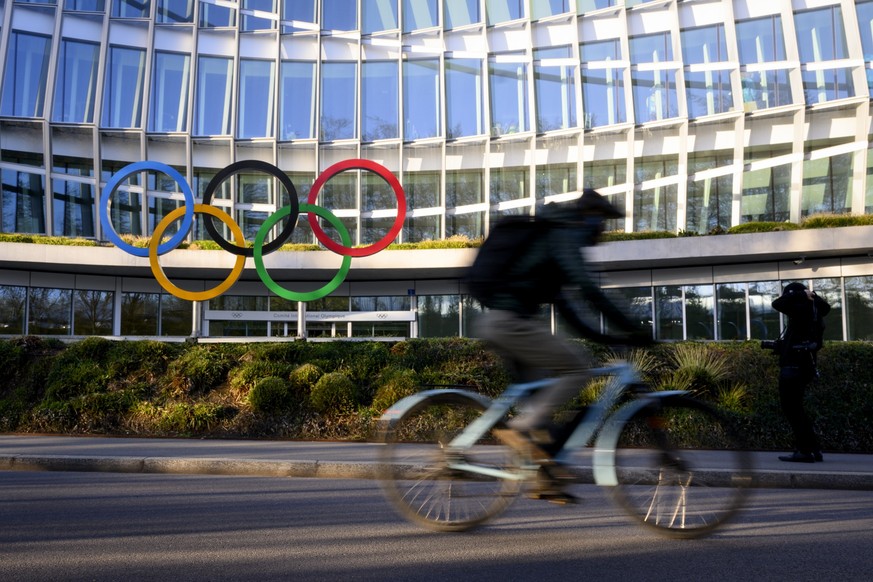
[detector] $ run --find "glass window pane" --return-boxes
[418,295,459,337]
[749,281,780,341]
[489,61,528,136]
[631,70,678,123]
[534,47,576,132]
[809,277,842,341]
[655,285,682,341]
[0,285,27,334]
[489,166,528,204]
[323,0,357,31]
[157,0,194,23]
[113,0,150,17]
[65,0,106,10]
[741,157,791,223]
[583,159,626,189]
[446,58,484,138]
[199,2,235,26]
[444,0,480,29]
[531,0,569,21]
[582,69,625,128]
[403,0,437,32]
[1,32,51,118]
[630,32,673,64]
[404,213,439,242]
[102,46,146,128]
[446,169,483,207]
[447,210,483,238]
[800,68,854,105]
[485,0,522,25]
[802,152,852,217]
[52,179,95,237]
[29,288,73,335]
[52,40,100,123]
[282,0,315,22]
[150,51,190,132]
[685,284,714,340]
[160,294,192,336]
[736,16,786,64]
[603,287,652,337]
[403,171,439,208]
[321,62,357,141]
[686,152,732,234]
[634,183,677,232]
[74,290,114,335]
[238,59,275,138]
[536,163,575,199]
[362,61,399,141]
[362,0,397,33]
[846,276,873,341]
[795,7,847,63]
[241,0,275,31]
[1,169,46,234]
[403,59,439,140]
[685,70,732,118]
[194,56,232,136]
[716,283,746,340]
[280,62,316,140]
[121,292,159,335]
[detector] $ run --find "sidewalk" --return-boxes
[2,434,873,491]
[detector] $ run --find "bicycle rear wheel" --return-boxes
[611,395,753,539]
[379,393,522,532]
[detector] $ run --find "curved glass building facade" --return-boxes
[2,0,873,341]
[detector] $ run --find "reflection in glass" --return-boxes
[194,56,232,136]
[655,285,682,341]
[741,158,790,223]
[323,0,357,30]
[74,290,114,335]
[489,61,528,136]
[685,285,714,340]
[444,0,480,29]
[121,292,159,335]
[403,0,437,32]
[280,62,316,140]
[802,153,852,217]
[418,295,459,337]
[362,61,399,141]
[1,169,46,234]
[490,166,528,205]
[446,58,484,138]
[238,59,276,139]
[321,62,357,141]
[810,277,842,342]
[749,281,780,340]
[161,294,193,336]
[0,286,27,334]
[150,52,190,133]
[242,0,275,31]
[404,59,440,140]
[53,40,99,123]
[846,276,873,341]
[29,288,73,335]
[736,16,792,111]
[363,0,398,33]
[716,283,746,340]
[102,46,146,128]
[534,46,576,132]
[113,0,150,18]
[157,0,193,22]
[200,2,235,26]
[1,32,51,118]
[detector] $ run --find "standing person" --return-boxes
[770,282,830,463]
[468,189,650,500]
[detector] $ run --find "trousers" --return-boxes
[475,309,592,432]
[778,364,820,454]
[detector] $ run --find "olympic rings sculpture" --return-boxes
[99,159,406,302]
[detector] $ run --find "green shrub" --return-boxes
[290,363,322,393]
[248,376,294,414]
[371,367,419,411]
[727,221,800,234]
[309,372,357,413]
[155,402,233,434]
[228,360,294,392]
[166,345,240,395]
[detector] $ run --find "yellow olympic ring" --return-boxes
[149,204,246,301]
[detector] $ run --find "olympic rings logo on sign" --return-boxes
[99,159,406,302]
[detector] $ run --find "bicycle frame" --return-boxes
[380,361,688,485]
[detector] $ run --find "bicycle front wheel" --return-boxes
[379,393,522,532]
[611,395,753,539]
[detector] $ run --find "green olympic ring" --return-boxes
[254,203,352,302]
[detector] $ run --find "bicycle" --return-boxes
[377,354,754,539]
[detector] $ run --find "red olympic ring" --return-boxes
[306,159,407,258]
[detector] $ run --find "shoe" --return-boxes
[778,451,816,463]
[528,465,580,505]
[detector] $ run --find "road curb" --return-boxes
[3,454,873,491]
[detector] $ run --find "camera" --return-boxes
[760,339,782,352]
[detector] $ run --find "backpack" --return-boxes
[464,216,547,305]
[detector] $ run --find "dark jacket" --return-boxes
[484,204,638,342]
[772,284,831,368]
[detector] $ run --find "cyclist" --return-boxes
[472,189,651,501]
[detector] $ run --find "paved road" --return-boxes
[2,470,873,581]
[2,434,873,490]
